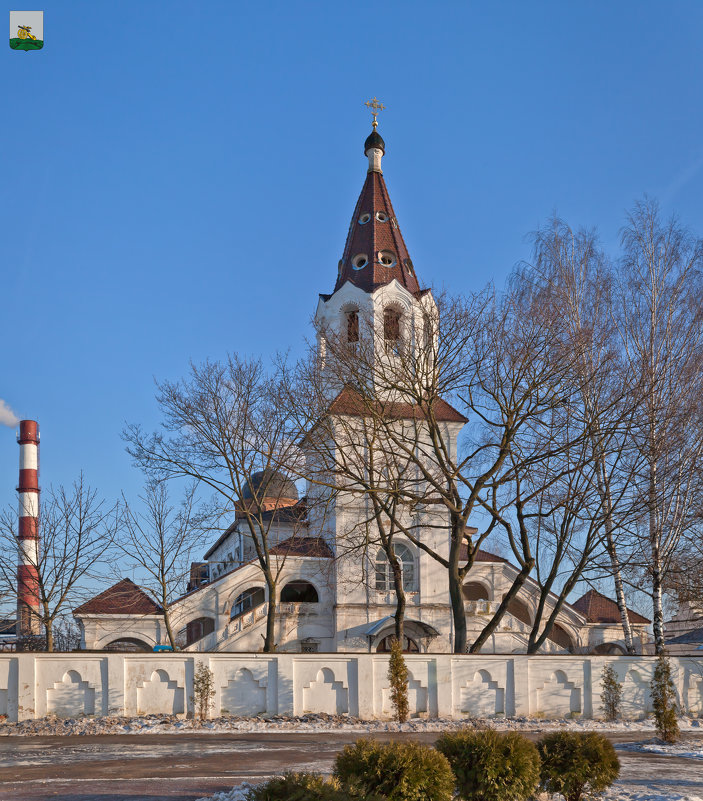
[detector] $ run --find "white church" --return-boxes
[74,124,650,656]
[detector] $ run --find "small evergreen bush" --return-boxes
[334,738,454,801]
[651,653,680,742]
[435,729,540,801]
[388,637,409,722]
[191,662,216,721]
[246,772,350,801]
[538,731,620,801]
[600,663,622,721]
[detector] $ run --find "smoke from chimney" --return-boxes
[0,399,19,427]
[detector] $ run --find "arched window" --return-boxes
[384,307,401,353]
[375,543,415,592]
[463,582,490,601]
[547,623,575,653]
[231,587,265,619]
[502,595,532,626]
[422,313,432,350]
[185,616,215,646]
[104,637,151,652]
[280,580,319,603]
[376,635,419,653]
[346,310,359,346]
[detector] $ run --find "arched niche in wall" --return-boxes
[462,582,490,601]
[280,580,319,603]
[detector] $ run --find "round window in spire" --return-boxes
[375,211,389,223]
[378,251,397,268]
[358,213,371,225]
[404,258,414,275]
[352,254,369,270]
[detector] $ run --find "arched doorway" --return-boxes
[280,581,318,603]
[376,635,419,653]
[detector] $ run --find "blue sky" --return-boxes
[2,0,703,516]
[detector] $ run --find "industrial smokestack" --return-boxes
[17,420,41,638]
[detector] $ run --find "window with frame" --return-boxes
[375,543,415,592]
[383,307,401,353]
[346,310,359,346]
[231,587,265,619]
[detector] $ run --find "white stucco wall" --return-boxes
[2,653,702,722]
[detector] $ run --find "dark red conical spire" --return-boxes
[334,130,421,294]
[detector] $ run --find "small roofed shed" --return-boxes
[73,578,162,617]
[572,589,650,625]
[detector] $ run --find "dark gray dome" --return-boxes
[242,469,298,503]
[364,130,385,155]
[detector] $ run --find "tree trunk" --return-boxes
[448,536,467,653]
[470,562,532,653]
[593,450,637,654]
[264,578,277,652]
[390,552,406,645]
[652,544,665,655]
[163,610,178,650]
[606,531,637,654]
[44,606,54,652]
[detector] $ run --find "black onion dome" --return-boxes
[242,469,298,503]
[364,129,386,154]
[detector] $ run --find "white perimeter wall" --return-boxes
[1,653,702,722]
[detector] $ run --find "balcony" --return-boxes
[278,602,319,616]
[464,600,500,616]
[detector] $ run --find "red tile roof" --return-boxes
[457,545,510,564]
[270,537,333,558]
[334,162,420,295]
[329,385,468,424]
[572,589,650,625]
[73,579,162,616]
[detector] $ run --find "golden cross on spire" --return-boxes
[364,97,386,129]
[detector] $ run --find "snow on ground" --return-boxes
[196,783,254,801]
[1,713,701,736]
[195,783,703,801]
[617,738,703,760]
[598,792,702,801]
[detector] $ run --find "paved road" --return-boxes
[1,731,702,801]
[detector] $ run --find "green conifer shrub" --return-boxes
[246,772,351,801]
[435,729,540,801]
[191,662,216,722]
[538,731,620,801]
[651,653,680,742]
[600,663,622,721]
[388,637,409,722]
[334,738,454,801]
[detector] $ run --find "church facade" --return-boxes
[75,127,649,656]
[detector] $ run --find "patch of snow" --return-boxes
[1,713,700,737]
[603,790,703,801]
[194,780,703,801]
[617,739,703,760]
[196,783,254,801]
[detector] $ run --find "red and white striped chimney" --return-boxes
[17,420,41,637]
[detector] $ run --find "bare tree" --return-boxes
[123,355,313,652]
[117,481,205,649]
[616,199,703,653]
[526,218,646,653]
[0,475,117,651]
[290,281,582,653]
